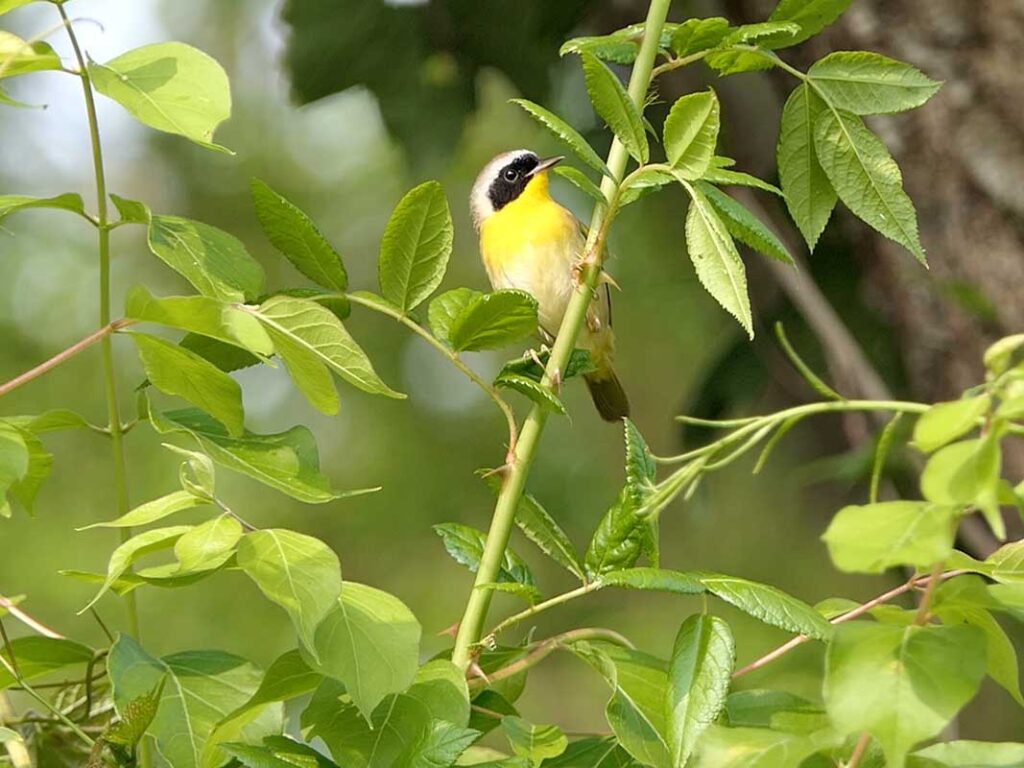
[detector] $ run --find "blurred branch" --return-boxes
[0,596,63,639]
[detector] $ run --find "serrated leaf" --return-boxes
[132,332,245,436]
[663,90,720,179]
[103,678,165,747]
[81,526,193,612]
[667,615,735,767]
[251,178,347,290]
[496,349,595,384]
[769,0,851,46]
[434,523,535,589]
[0,637,93,691]
[725,21,801,48]
[552,165,607,204]
[701,168,783,197]
[0,31,60,78]
[699,573,832,639]
[913,396,989,453]
[148,214,265,302]
[560,35,639,65]
[222,736,339,768]
[824,622,986,767]
[428,288,479,347]
[379,181,453,312]
[601,568,705,595]
[495,373,567,415]
[581,53,648,164]
[699,183,794,265]
[778,84,837,250]
[504,717,567,766]
[79,489,206,531]
[809,52,941,115]
[510,99,610,177]
[822,501,959,573]
[447,290,538,352]
[684,183,753,338]
[542,737,638,767]
[306,583,421,719]
[237,529,342,660]
[0,193,85,223]
[813,109,926,263]
[89,42,232,152]
[670,17,730,57]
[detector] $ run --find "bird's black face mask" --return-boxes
[487,153,541,212]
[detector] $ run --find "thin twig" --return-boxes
[0,596,63,639]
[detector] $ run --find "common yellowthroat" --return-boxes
[471,150,629,421]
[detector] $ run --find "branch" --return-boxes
[0,596,63,639]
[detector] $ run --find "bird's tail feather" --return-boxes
[585,367,630,422]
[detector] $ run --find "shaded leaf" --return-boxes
[0,193,85,223]
[510,99,610,177]
[504,717,567,766]
[699,183,794,265]
[495,373,567,415]
[434,523,536,589]
[769,0,851,46]
[0,637,93,691]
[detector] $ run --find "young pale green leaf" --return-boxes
[168,514,242,576]
[778,84,837,250]
[504,717,568,766]
[921,436,1002,537]
[912,396,990,453]
[0,32,60,78]
[89,42,232,152]
[252,294,404,411]
[809,52,941,115]
[108,635,271,768]
[619,167,677,207]
[0,193,85,223]
[581,53,648,164]
[109,193,151,224]
[251,179,347,290]
[813,110,926,263]
[510,99,611,177]
[79,489,205,531]
[663,90,720,179]
[824,622,986,767]
[434,523,536,588]
[125,285,273,357]
[150,406,372,504]
[132,332,245,436]
[670,17,730,57]
[769,0,851,46]
[667,615,735,767]
[237,529,342,660]
[0,727,20,746]
[3,409,94,435]
[82,525,193,612]
[0,425,27,519]
[694,725,835,768]
[699,573,832,639]
[822,501,958,573]
[560,35,639,65]
[911,741,1024,767]
[553,165,607,204]
[306,582,421,719]
[148,215,266,302]
[983,334,1024,376]
[406,659,471,727]
[699,183,794,265]
[378,180,453,312]
[0,637,93,691]
[684,184,753,338]
[447,290,539,352]
[495,373,567,416]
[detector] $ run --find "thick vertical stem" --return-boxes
[451,0,673,670]
[57,2,139,634]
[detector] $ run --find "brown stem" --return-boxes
[846,732,873,768]
[0,319,131,399]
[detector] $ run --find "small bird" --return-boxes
[470,149,629,421]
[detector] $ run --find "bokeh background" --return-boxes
[2,0,1023,744]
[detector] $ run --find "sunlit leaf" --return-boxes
[581,53,648,164]
[510,99,610,177]
[663,90,719,179]
[809,52,941,115]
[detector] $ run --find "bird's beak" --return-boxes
[527,156,564,176]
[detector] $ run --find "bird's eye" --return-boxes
[503,168,518,182]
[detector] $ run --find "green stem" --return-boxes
[483,583,603,645]
[450,0,673,670]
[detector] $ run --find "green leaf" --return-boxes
[82,525,193,611]
[251,294,404,412]
[0,193,85,223]
[552,165,607,204]
[108,635,273,768]
[913,396,990,453]
[427,288,477,347]
[921,436,1002,538]
[103,678,165,748]
[306,583,421,719]
[161,514,241,576]
[809,52,941,115]
[2,409,94,435]
[0,726,21,745]
[670,18,730,57]
[513,488,584,582]
[150,407,370,504]
[824,622,986,767]
[667,615,735,767]
[223,736,340,768]
[663,90,720,179]
[110,193,151,224]
[724,689,819,728]
[131,332,245,436]
[79,489,205,531]
[0,637,93,691]
[125,285,273,357]
[433,523,535,589]
[496,349,595,384]
[237,529,342,660]
[684,183,753,338]
[89,42,232,152]
[0,423,50,516]
[699,573,832,639]
[510,99,611,177]
[694,725,834,768]
[378,181,453,312]
[541,738,638,767]
[495,374,567,415]
[722,21,801,48]
[447,290,539,352]
[0,0,37,16]
[698,183,794,265]
[769,0,851,46]
[407,659,471,727]
[0,32,60,78]
[250,178,347,291]
[822,501,959,573]
[504,717,567,766]
[813,109,926,263]
[560,35,639,66]
[581,53,648,164]
[983,335,1024,376]
[910,741,1024,767]
[777,84,837,250]
[148,215,265,302]
[218,650,322,729]
[572,642,671,768]
[601,568,705,595]
[620,167,676,207]
[701,168,783,197]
